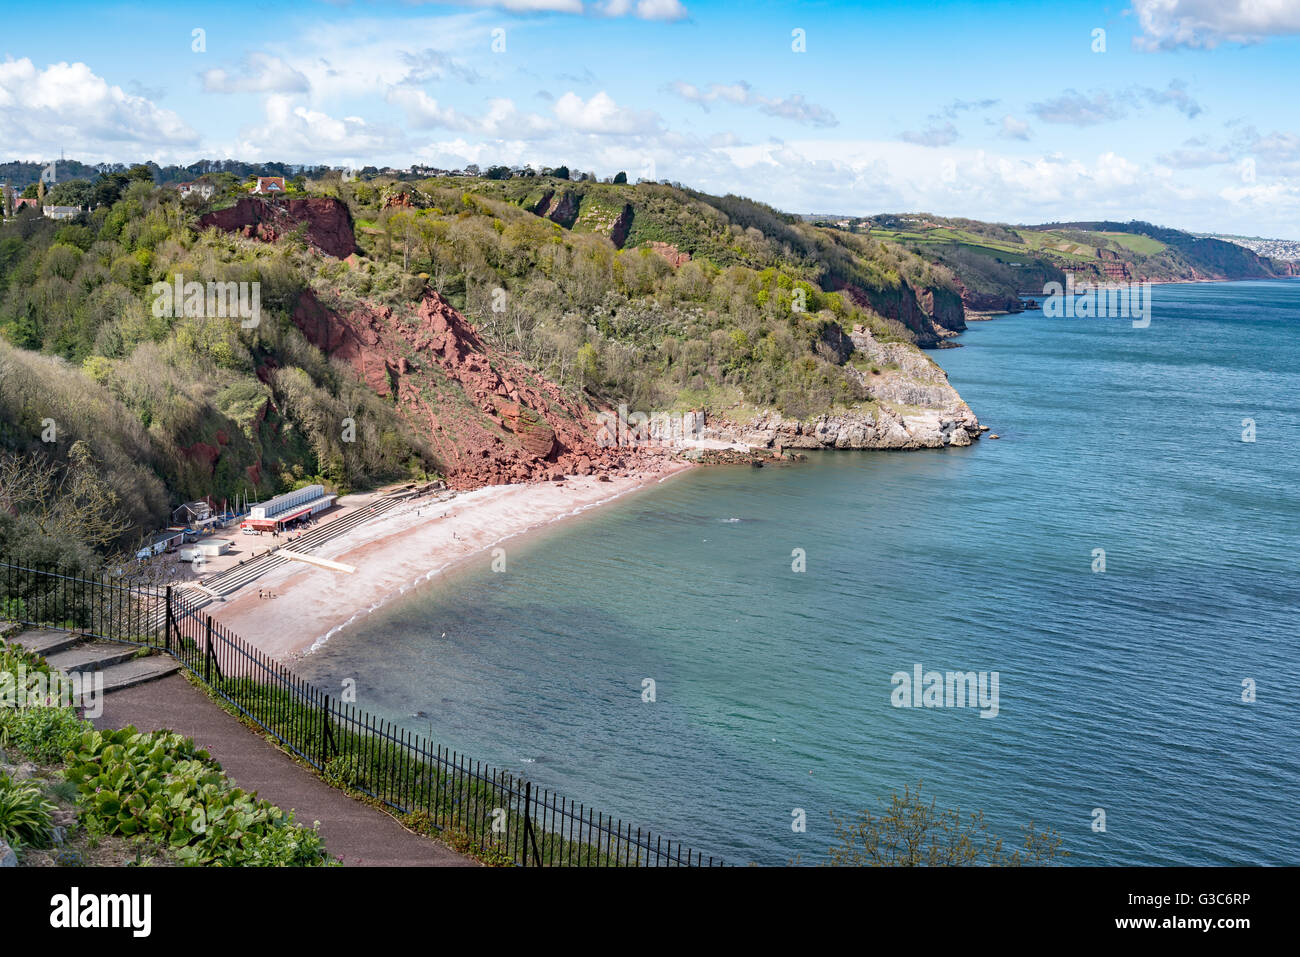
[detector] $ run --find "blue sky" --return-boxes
[3,0,1299,236]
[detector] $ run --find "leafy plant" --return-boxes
[64,725,332,866]
[0,771,56,849]
[0,704,89,763]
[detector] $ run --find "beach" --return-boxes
[208,461,692,659]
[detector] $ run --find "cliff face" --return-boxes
[291,287,665,487]
[198,197,358,259]
[707,324,981,450]
[838,279,967,348]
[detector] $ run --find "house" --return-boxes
[42,205,80,220]
[13,197,38,212]
[251,176,286,195]
[177,181,216,200]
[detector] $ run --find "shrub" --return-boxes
[0,705,90,763]
[0,771,56,849]
[64,726,332,867]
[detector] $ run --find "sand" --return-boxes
[208,462,692,659]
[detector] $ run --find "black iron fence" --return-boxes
[0,559,721,867]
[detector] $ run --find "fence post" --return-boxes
[204,615,213,683]
[320,695,331,769]
[522,781,542,868]
[164,586,173,654]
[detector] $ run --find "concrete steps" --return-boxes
[3,628,183,695]
[6,629,82,657]
[45,640,141,674]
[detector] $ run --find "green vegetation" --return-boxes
[64,725,332,866]
[0,634,332,866]
[338,175,952,421]
[0,174,438,564]
[821,782,1067,866]
[0,770,57,850]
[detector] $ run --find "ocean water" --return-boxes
[298,280,1300,865]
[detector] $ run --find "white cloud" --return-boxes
[998,115,1032,140]
[669,80,838,127]
[410,0,687,18]
[230,94,402,161]
[901,122,959,147]
[201,53,310,94]
[388,88,552,138]
[1132,0,1300,50]
[553,90,660,133]
[0,58,197,161]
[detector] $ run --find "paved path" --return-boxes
[94,674,473,867]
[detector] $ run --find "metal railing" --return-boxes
[0,559,721,866]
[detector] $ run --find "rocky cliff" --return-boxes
[291,286,669,487]
[706,324,981,451]
[198,197,358,259]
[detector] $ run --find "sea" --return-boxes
[297,280,1300,865]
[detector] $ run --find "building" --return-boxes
[14,197,38,212]
[240,484,336,533]
[178,539,231,563]
[134,528,185,561]
[172,501,213,525]
[42,205,80,220]
[177,181,216,200]
[251,176,286,195]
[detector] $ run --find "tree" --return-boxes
[613,171,628,184]
[552,165,570,181]
[819,783,1067,866]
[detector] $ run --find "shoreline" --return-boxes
[208,460,692,660]
[967,274,1300,320]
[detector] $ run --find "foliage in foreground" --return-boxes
[823,782,1067,866]
[0,770,57,849]
[62,725,334,866]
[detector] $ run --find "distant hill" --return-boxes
[834,215,1297,313]
[1201,234,1300,262]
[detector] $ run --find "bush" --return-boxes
[0,705,88,763]
[64,726,332,867]
[0,771,56,849]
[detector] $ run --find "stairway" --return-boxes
[4,628,180,695]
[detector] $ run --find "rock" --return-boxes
[989,433,1000,439]
[0,840,15,868]
[198,197,358,258]
[12,762,36,781]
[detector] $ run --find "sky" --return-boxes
[2,0,1299,237]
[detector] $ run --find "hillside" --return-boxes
[820,214,1297,313]
[0,172,983,567]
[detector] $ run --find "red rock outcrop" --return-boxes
[290,287,671,488]
[198,197,358,259]
[646,242,690,267]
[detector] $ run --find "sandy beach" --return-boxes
[208,461,692,659]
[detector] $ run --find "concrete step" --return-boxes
[5,629,82,658]
[44,641,140,674]
[96,656,183,694]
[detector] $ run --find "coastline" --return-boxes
[208,460,692,660]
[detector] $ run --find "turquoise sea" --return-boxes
[298,280,1300,865]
